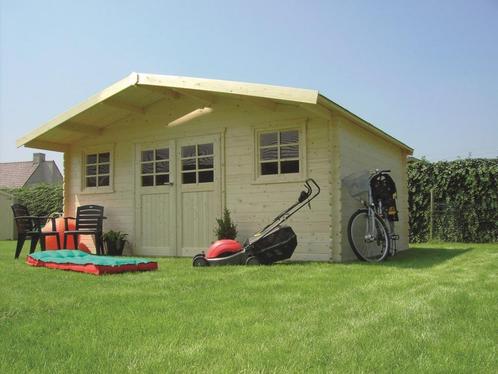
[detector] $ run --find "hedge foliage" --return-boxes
[3,184,63,217]
[408,158,498,243]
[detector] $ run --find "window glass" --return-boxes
[258,130,300,176]
[85,152,111,188]
[140,147,170,187]
[181,143,214,184]
[260,132,278,146]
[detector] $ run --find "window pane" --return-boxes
[98,164,110,174]
[142,175,153,187]
[182,172,196,184]
[86,165,96,176]
[155,148,169,160]
[281,160,299,174]
[86,177,96,187]
[99,152,110,163]
[198,157,213,170]
[86,154,97,164]
[261,162,278,175]
[182,158,196,171]
[141,150,153,162]
[141,163,153,174]
[181,145,196,158]
[155,174,169,185]
[156,161,169,173]
[98,175,110,186]
[198,143,213,156]
[280,130,299,144]
[260,132,277,146]
[198,170,214,183]
[260,147,277,161]
[280,145,299,159]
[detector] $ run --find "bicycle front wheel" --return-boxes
[347,208,390,262]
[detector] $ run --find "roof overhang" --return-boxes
[17,73,412,154]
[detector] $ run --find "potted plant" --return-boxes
[102,230,128,256]
[214,208,238,240]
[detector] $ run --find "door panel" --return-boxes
[135,141,176,256]
[177,135,221,256]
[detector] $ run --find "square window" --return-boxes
[260,132,278,146]
[86,154,97,164]
[98,164,110,174]
[198,143,213,156]
[98,153,110,163]
[141,150,154,162]
[155,148,169,160]
[261,162,278,175]
[281,160,299,174]
[260,147,278,161]
[280,145,299,159]
[181,145,196,158]
[155,161,169,173]
[86,165,97,176]
[198,170,214,183]
[98,175,110,186]
[86,177,97,187]
[156,174,170,185]
[141,163,153,174]
[198,157,213,170]
[280,130,299,144]
[142,175,154,187]
[182,172,196,184]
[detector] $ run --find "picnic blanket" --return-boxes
[27,250,158,275]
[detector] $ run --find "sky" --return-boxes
[1,0,497,171]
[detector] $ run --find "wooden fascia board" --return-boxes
[137,74,319,105]
[317,95,414,154]
[16,73,139,147]
[24,140,69,152]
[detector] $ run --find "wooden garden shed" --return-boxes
[17,73,412,261]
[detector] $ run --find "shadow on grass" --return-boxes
[382,247,473,269]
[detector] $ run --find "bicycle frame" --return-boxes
[360,169,398,256]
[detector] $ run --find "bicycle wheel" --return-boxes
[347,208,390,262]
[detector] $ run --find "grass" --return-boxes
[0,241,497,373]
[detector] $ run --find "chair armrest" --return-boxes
[63,216,76,230]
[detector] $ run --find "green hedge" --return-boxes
[408,158,498,243]
[3,184,63,217]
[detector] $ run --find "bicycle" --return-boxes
[344,169,399,262]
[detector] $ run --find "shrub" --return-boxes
[4,184,63,216]
[408,158,497,243]
[214,208,238,240]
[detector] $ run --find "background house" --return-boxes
[17,74,412,261]
[0,153,62,188]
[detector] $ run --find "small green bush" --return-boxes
[214,208,238,240]
[4,183,63,216]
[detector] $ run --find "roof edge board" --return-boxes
[16,73,139,148]
[136,73,319,105]
[317,94,413,154]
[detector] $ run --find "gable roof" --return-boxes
[16,73,413,153]
[0,161,39,188]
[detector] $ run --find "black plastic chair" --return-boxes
[63,205,105,255]
[11,204,60,259]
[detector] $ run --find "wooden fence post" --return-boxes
[429,188,434,241]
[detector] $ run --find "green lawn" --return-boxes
[1,241,497,373]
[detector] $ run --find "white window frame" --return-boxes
[81,144,114,194]
[253,120,307,184]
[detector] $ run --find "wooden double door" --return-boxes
[134,135,221,256]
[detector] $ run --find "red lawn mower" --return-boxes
[192,178,320,266]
